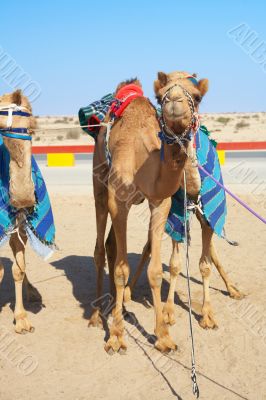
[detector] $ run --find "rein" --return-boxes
[0,103,32,141]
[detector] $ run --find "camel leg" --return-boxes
[148,198,177,352]
[9,231,34,334]
[210,242,245,300]
[105,192,130,354]
[163,240,182,326]
[196,214,218,329]
[105,224,116,299]
[89,149,109,328]
[124,238,151,302]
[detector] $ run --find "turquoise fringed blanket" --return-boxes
[0,136,56,259]
[165,126,227,241]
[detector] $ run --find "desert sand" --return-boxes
[33,112,266,146]
[0,191,265,400]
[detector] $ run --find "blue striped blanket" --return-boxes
[165,125,227,241]
[0,136,56,259]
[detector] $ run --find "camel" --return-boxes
[124,77,245,330]
[0,90,41,333]
[90,71,210,353]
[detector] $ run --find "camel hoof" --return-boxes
[155,336,177,353]
[107,348,115,356]
[228,285,246,300]
[118,348,127,355]
[15,317,34,334]
[163,303,176,326]
[105,337,127,355]
[199,315,218,330]
[124,286,132,303]
[88,311,103,329]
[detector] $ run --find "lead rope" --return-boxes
[183,170,200,398]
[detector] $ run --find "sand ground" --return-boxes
[0,192,265,400]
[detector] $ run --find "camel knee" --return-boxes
[114,262,129,287]
[169,258,181,277]
[148,267,163,288]
[199,259,211,278]
[12,263,25,282]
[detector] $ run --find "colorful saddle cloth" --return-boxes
[0,136,56,259]
[79,93,114,140]
[165,126,227,241]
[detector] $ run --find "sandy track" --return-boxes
[0,193,265,400]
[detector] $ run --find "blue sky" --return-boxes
[0,0,265,115]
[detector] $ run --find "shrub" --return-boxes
[252,114,259,118]
[35,136,40,141]
[57,135,63,141]
[235,121,250,129]
[66,129,80,139]
[216,117,231,124]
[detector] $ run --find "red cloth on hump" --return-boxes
[110,84,144,117]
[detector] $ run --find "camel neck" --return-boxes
[154,142,187,199]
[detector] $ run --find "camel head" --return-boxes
[154,71,208,138]
[0,90,36,209]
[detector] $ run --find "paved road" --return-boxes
[36,151,266,195]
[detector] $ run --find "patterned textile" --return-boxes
[165,126,227,241]
[165,188,189,242]
[0,136,56,259]
[78,93,114,140]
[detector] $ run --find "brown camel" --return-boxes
[90,71,209,353]
[0,90,41,333]
[124,82,245,330]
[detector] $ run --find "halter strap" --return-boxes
[0,130,32,141]
[0,110,31,118]
[0,103,32,140]
[159,82,199,146]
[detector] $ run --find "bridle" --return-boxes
[159,83,200,145]
[0,103,32,141]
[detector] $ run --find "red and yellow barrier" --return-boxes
[31,142,266,167]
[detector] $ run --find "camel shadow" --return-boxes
[179,272,229,297]
[0,257,43,315]
[51,255,113,321]
[51,252,247,400]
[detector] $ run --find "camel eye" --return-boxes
[194,94,202,103]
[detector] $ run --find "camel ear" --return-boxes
[12,89,22,105]
[197,79,209,96]
[158,72,168,87]
[154,71,168,96]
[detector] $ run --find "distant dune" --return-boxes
[33,112,266,146]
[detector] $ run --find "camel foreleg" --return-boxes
[10,231,34,334]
